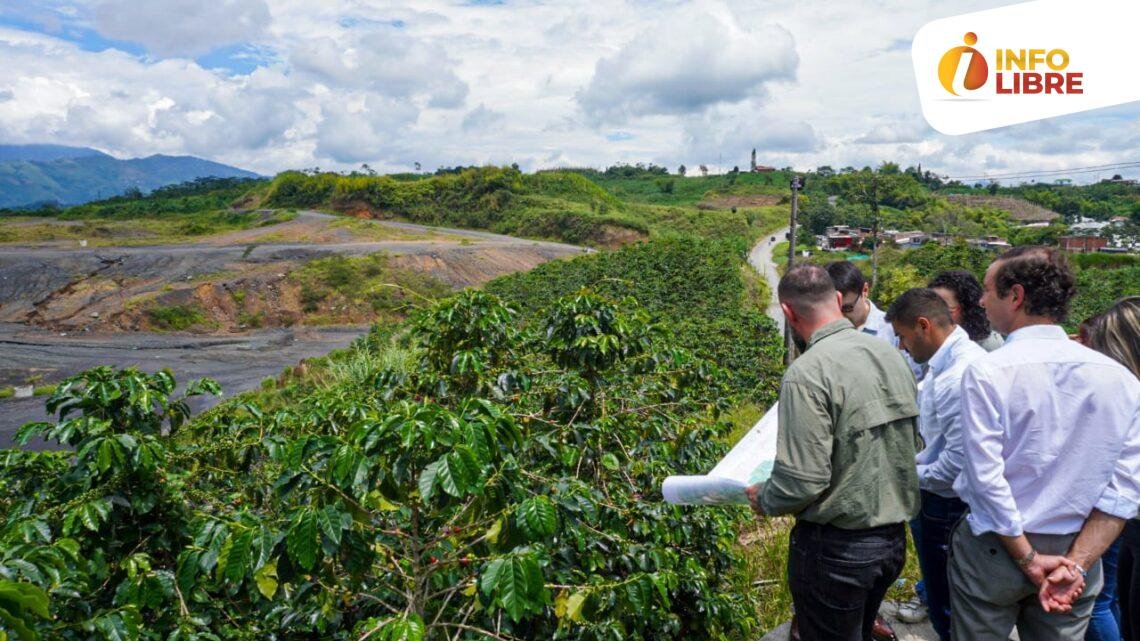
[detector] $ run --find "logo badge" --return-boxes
[912,0,1140,135]
[938,32,988,96]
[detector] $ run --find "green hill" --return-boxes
[0,144,262,208]
[262,166,789,248]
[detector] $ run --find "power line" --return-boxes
[948,161,1140,183]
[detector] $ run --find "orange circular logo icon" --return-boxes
[939,32,989,95]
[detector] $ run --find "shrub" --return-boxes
[147,304,206,331]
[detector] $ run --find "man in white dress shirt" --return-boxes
[886,288,986,641]
[949,246,1140,640]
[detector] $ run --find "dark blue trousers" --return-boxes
[911,491,967,641]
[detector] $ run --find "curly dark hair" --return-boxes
[992,246,1077,322]
[928,270,991,341]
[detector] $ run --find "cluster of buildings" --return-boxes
[818,226,1012,252]
[1059,216,1137,253]
[815,215,1137,255]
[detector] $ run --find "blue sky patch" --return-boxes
[0,14,146,57]
[339,16,406,29]
[196,44,271,75]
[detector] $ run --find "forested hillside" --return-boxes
[0,145,261,209]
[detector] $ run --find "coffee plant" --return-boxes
[0,289,763,640]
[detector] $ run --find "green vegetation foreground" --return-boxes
[0,232,785,640]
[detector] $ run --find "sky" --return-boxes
[0,0,1137,182]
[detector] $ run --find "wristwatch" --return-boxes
[1015,549,1037,567]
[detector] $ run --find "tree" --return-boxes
[699,165,709,177]
[796,225,816,247]
[678,164,686,176]
[802,198,837,235]
[834,169,911,291]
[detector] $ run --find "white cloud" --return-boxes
[0,0,1135,182]
[461,104,506,133]
[0,27,302,171]
[93,0,271,57]
[314,94,419,164]
[683,108,822,166]
[288,29,467,108]
[856,121,932,145]
[576,3,797,123]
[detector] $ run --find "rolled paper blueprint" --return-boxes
[662,402,778,505]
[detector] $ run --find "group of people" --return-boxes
[744,246,1140,641]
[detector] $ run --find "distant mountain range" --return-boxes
[0,144,262,209]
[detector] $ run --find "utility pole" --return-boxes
[784,175,803,366]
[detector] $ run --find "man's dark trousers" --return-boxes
[789,520,906,641]
[911,491,968,641]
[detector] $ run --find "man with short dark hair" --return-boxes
[826,261,922,379]
[886,288,986,641]
[950,246,1140,639]
[746,263,922,641]
[826,261,885,336]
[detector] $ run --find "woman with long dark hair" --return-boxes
[928,270,1004,351]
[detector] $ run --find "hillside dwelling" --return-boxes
[1061,236,1109,253]
[968,236,1011,250]
[891,231,928,248]
[1069,220,1110,235]
[823,225,861,251]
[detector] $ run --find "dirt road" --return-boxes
[0,321,368,446]
[0,212,589,439]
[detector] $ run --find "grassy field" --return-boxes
[0,209,296,245]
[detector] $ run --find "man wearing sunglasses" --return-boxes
[827,261,923,381]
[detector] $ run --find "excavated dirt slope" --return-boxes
[0,212,590,437]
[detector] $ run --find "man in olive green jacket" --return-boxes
[747,263,922,641]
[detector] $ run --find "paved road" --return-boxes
[748,228,789,332]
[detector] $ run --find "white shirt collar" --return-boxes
[1004,324,1068,344]
[861,301,886,333]
[927,326,970,377]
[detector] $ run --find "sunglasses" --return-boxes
[840,291,863,315]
